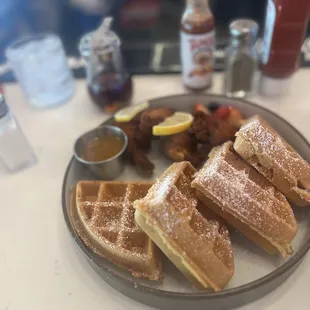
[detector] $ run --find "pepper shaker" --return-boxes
[223,19,259,98]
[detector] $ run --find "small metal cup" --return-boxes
[73,125,128,180]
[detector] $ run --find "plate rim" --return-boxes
[62,93,310,300]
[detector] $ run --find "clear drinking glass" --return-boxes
[0,97,36,172]
[5,34,75,109]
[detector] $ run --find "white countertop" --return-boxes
[1,72,310,310]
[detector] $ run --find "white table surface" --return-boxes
[1,72,310,310]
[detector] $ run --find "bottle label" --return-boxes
[261,0,276,65]
[180,30,215,89]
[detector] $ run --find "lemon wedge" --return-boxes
[153,112,193,136]
[114,102,149,122]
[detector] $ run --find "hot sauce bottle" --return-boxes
[260,0,310,96]
[180,0,215,91]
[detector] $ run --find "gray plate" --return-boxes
[62,94,310,310]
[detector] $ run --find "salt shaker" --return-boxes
[223,19,259,98]
[0,92,36,172]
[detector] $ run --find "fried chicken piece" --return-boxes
[135,129,151,150]
[189,112,235,145]
[189,111,212,143]
[131,111,144,126]
[163,132,194,162]
[186,143,212,167]
[189,106,244,146]
[212,106,244,128]
[209,120,238,145]
[132,148,154,177]
[140,108,175,134]
[114,122,154,176]
[163,132,211,168]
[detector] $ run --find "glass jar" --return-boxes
[79,17,133,113]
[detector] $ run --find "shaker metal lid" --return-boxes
[229,19,259,41]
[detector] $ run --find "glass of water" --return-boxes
[5,34,75,109]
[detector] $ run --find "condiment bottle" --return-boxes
[224,19,259,98]
[260,0,310,96]
[180,0,215,91]
[79,17,133,113]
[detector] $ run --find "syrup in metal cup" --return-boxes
[74,125,128,180]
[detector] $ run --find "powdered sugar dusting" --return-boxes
[135,161,234,283]
[239,116,310,181]
[148,172,177,205]
[74,181,162,279]
[193,143,297,248]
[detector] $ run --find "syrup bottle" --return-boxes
[180,0,215,91]
[79,17,133,113]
